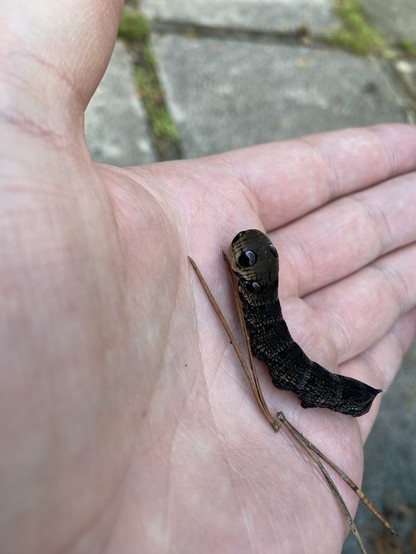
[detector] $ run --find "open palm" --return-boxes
[2,1,416,553]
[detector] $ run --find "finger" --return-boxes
[340,307,416,441]
[223,124,416,228]
[304,243,416,366]
[272,169,416,296]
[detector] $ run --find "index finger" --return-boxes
[224,124,416,230]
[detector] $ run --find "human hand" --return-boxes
[2,1,416,553]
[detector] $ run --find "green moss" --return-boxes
[328,0,387,56]
[118,11,149,43]
[134,67,179,142]
[398,39,416,57]
[119,9,179,156]
[151,109,179,141]
[142,44,156,68]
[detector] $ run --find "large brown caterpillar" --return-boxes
[229,229,381,417]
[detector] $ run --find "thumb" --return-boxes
[3,0,123,108]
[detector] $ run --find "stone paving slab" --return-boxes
[152,34,408,158]
[141,0,339,35]
[85,41,156,166]
[363,0,416,42]
[396,59,416,113]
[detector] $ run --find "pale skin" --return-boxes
[2,1,416,553]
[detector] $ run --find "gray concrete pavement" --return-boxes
[141,0,339,35]
[151,34,406,157]
[85,1,416,551]
[85,41,156,165]
[363,0,416,42]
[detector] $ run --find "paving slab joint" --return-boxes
[148,19,324,49]
[118,8,182,160]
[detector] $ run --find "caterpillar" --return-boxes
[229,229,381,417]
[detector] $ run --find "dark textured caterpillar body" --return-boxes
[229,229,382,417]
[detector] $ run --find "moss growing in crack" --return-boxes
[118,10,179,157]
[398,39,416,58]
[328,0,387,56]
[118,10,149,42]
[152,109,179,141]
[134,63,179,143]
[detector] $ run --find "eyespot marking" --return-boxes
[237,250,257,268]
[246,281,262,293]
